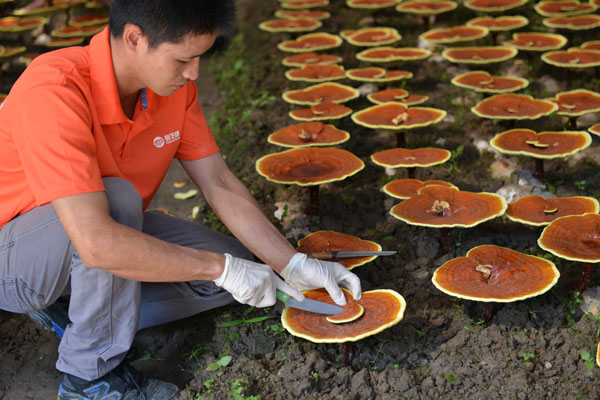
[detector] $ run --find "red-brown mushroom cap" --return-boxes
[256,147,364,186]
[471,93,558,119]
[347,0,401,8]
[504,32,567,51]
[464,0,528,12]
[344,27,402,47]
[285,64,346,82]
[278,32,343,53]
[268,122,350,147]
[534,0,597,17]
[0,46,26,60]
[543,15,600,30]
[466,15,529,31]
[346,67,413,82]
[542,48,600,68]
[326,291,364,324]
[506,195,599,226]
[45,37,85,47]
[432,245,560,302]
[395,0,458,14]
[589,122,600,137]
[451,70,529,93]
[549,89,600,116]
[356,46,431,63]
[371,147,451,168]
[390,185,507,228]
[581,40,600,51]
[383,179,457,199]
[282,52,343,67]
[51,24,104,38]
[282,0,330,9]
[259,18,322,33]
[17,52,39,66]
[281,288,406,343]
[297,230,382,269]
[367,88,409,103]
[490,129,592,158]
[442,46,518,64]
[352,102,446,129]
[68,14,109,27]
[282,82,360,105]
[420,26,488,44]
[0,16,46,32]
[396,94,430,106]
[13,4,68,16]
[538,213,600,262]
[289,101,353,121]
[275,9,331,20]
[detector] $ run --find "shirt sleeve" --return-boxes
[175,81,220,160]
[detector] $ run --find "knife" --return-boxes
[276,290,343,315]
[305,250,396,259]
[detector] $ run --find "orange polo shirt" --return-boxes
[0,28,219,229]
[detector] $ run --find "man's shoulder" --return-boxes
[21,47,91,88]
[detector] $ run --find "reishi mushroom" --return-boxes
[267,121,350,147]
[471,93,558,120]
[371,147,451,178]
[506,195,599,226]
[289,100,353,121]
[442,46,518,64]
[383,179,457,200]
[278,32,343,53]
[451,70,529,93]
[356,46,431,63]
[282,82,360,105]
[285,64,346,82]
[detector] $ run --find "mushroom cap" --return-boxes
[543,15,600,30]
[285,64,346,82]
[356,46,432,63]
[506,195,600,226]
[490,129,592,158]
[51,24,104,38]
[289,100,353,121]
[352,102,446,130]
[0,16,46,32]
[442,46,518,64]
[68,14,109,27]
[534,0,597,17]
[420,26,489,44]
[17,52,39,66]
[396,94,429,106]
[45,37,85,47]
[466,15,529,31]
[281,288,406,343]
[383,179,457,200]
[581,40,600,51]
[390,185,507,228]
[282,0,330,9]
[84,0,107,8]
[256,147,364,186]
[297,230,383,270]
[13,4,68,16]
[589,122,600,137]
[550,89,600,116]
[278,32,343,53]
[464,0,528,12]
[451,70,529,93]
[432,245,560,302]
[346,67,413,82]
[538,213,600,262]
[275,10,332,20]
[259,18,322,33]
[371,147,451,168]
[282,52,343,67]
[343,27,402,47]
[395,0,458,14]
[267,121,351,147]
[504,32,567,51]
[541,48,600,68]
[347,0,401,8]
[0,46,26,60]
[367,88,409,103]
[471,93,558,120]
[282,82,360,105]
[327,297,364,324]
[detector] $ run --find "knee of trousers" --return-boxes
[102,177,144,231]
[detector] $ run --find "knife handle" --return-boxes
[305,251,337,259]
[276,290,291,303]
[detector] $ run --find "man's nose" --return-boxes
[182,58,200,81]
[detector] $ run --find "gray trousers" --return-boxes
[0,178,250,380]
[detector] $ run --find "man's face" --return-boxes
[137,31,218,96]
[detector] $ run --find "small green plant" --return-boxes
[340,193,356,208]
[529,310,537,320]
[521,352,535,361]
[310,371,319,380]
[265,323,285,334]
[230,378,260,400]
[203,379,215,389]
[189,344,210,360]
[393,364,400,370]
[443,373,458,383]
[443,145,464,174]
[581,350,595,376]
[207,355,232,371]
[574,180,587,191]
[416,329,426,338]
[217,306,273,328]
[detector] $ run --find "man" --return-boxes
[0,1,361,399]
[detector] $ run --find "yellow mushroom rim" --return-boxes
[297,230,383,270]
[0,16,46,32]
[282,0,330,9]
[347,0,402,8]
[17,53,39,66]
[590,122,600,137]
[490,129,592,159]
[51,24,104,38]
[346,68,413,82]
[395,0,458,14]
[371,147,452,168]
[451,70,529,93]
[419,26,489,44]
[289,101,353,121]
[285,64,346,82]
[278,32,343,53]
[538,213,600,263]
[542,48,600,68]
[327,304,364,324]
[356,47,432,63]
[581,40,600,51]
[255,147,364,186]
[258,18,322,33]
[549,89,600,117]
[282,53,343,67]
[282,82,360,106]
[471,93,558,120]
[383,179,457,200]
[13,4,68,16]
[466,15,529,31]
[390,185,507,228]
[432,245,560,302]
[506,195,600,226]
[344,27,402,47]
[464,0,528,12]
[351,102,447,129]
[396,94,429,106]
[504,32,568,52]
[268,121,351,148]
[534,0,597,17]
[442,46,518,64]
[0,46,26,60]
[68,14,109,27]
[274,10,332,20]
[281,288,406,343]
[45,37,85,47]
[367,89,429,105]
[543,15,600,30]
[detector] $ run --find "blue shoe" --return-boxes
[28,298,70,338]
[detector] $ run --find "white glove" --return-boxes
[280,253,362,306]
[214,254,303,307]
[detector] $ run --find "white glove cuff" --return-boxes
[213,253,232,286]
[280,252,307,282]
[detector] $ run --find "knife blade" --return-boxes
[276,290,343,315]
[305,250,396,259]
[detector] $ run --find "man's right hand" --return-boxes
[214,254,304,307]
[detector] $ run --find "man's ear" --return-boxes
[122,23,146,52]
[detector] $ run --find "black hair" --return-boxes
[109,0,236,49]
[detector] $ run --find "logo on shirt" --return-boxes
[153,130,180,149]
[153,137,165,148]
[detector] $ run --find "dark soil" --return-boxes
[2,0,600,399]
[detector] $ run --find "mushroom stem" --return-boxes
[566,69,573,91]
[482,302,493,321]
[307,185,320,216]
[533,158,544,180]
[407,167,416,179]
[573,262,593,293]
[340,342,354,363]
[422,16,429,31]
[439,228,453,253]
[569,117,576,130]
[490,32,497,46]
[396,132,406,148]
